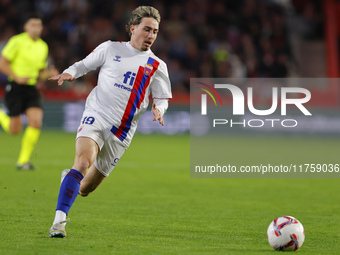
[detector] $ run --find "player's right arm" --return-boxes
[0,35,30,84]
[49,41,110,86]
[0,56,30,84]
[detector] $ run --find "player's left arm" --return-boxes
[150,61,172,126]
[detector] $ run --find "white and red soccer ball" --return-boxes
[267,216,305,251]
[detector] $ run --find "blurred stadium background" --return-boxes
[0,0,338,134]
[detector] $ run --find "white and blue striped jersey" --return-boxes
[63,41,172,146]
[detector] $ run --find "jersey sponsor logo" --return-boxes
[114,83,132,92]
[123,71,136,86]
[113,55,121,62]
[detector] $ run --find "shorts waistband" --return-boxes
[9,81,35,87]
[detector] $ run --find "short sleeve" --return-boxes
[1,36,18,61]
[151,61,172,99]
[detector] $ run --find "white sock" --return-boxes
[53,210,67,225]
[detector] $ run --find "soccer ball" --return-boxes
[267,216,305,251]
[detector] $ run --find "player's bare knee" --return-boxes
[73,158,93,173]
[31,123,42,129]
[73,163,88,174]
[28,121,42,129]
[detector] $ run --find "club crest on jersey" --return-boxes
[144,64,153,76]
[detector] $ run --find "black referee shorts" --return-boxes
[4,82,42,117]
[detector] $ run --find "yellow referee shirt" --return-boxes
[1,32,48,85]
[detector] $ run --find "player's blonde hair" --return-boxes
[126,6,161,37]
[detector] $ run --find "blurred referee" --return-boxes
[0,13,57,170]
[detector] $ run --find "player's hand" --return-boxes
[14,76,30,85]
[48,73,75,86]
[152,103,164,126]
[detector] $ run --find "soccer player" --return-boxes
[48,6,172,238]
[0,13,58,170]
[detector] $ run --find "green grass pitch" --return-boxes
[0,131,339,254]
